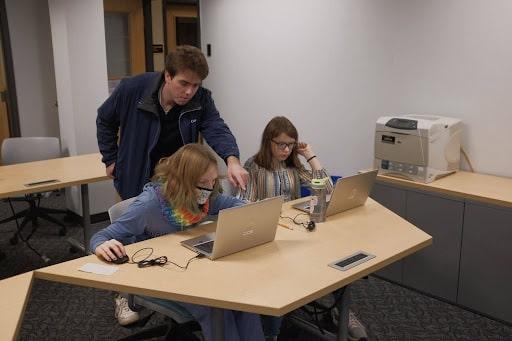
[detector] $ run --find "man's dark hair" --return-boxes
[165,45,209,80]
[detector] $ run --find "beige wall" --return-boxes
[201,0,512,178]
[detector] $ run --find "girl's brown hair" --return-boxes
[152,143,219,213]
[254,116,302,170]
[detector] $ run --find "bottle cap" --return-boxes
[311,177,329,189]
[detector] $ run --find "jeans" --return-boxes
[142,296,265,341]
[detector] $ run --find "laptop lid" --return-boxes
[181,196,284,260]
[325,169,378,217]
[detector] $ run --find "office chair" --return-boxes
[0,137,67,250]
[108,198,201,341]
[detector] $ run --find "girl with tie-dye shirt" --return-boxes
[90,143,264,341]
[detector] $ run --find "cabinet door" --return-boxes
[403,191,464,301]
[371,183,407,218]
[458,203,512,324]
[370,183,406,283]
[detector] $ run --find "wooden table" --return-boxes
[0,271,34,340]
[0,153,109,253]
[29,198,431,340]
[377,171,512,208]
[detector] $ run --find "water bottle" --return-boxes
[309,177,328,223]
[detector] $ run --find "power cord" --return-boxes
[280,213,316,231]
[129,247,203,270]
[460,146,474,172]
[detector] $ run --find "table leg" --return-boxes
[66,184,90,254]
[80,184,91,254]
[336,285,351,341]
[211,307,225,341]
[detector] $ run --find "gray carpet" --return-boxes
[1,195,511,340]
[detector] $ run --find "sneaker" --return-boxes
[347,310,367,341]
[115,295,140,326]
[331,308,368,340]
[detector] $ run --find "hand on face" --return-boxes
[296,142,315,160]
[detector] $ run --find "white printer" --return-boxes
[374,114,462,183]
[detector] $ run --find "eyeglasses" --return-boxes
[197,178,217,189]
[271,139,296,151]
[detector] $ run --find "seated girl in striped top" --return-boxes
[238,116,333,202]
[238,116,368,341]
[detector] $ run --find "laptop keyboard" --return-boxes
[194,240,214,254]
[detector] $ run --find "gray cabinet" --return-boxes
[370,183,407,218]
[370,183,406,283]
[403,191,464,301]
[372,179,512,323]
[458,203,512,323]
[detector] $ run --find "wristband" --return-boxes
[306,155,317,163]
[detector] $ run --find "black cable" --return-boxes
[128,247,203,270]
[280,213,315,231]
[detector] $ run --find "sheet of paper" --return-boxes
[78,263,119,275]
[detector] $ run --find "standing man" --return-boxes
[96,45,248,326]
[97,45,248,201]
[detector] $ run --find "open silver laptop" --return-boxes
[293,170,378,217]
[181,196,283,260]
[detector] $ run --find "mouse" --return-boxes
[111,255,129,264]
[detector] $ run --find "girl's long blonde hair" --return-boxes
[152,143,219,213]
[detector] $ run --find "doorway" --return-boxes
[0,32,10,146]
[0,0,20,157]
[165,1,200,52]
[103,0,146,92]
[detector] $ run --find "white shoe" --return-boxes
[331,308,368,340]
[115,295,140,326]
[347,310,367,340]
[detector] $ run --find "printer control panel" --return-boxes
[385,118,418,130]
[380,160,426,178]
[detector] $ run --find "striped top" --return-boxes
[238,157,333,202]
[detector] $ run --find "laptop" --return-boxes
[181,196,284,260]
[293,169,378,217]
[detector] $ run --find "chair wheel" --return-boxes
[10,235,18,245]
[59,227,67,236]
